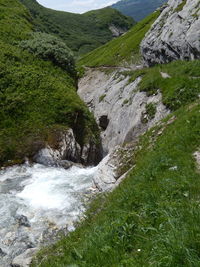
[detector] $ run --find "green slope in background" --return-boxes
[19,0,135,56]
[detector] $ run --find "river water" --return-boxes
[0,162,97,266]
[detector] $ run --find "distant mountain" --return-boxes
[111,0,167,21]
[19,0,135,56]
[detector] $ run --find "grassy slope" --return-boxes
[111,0,167,21]
[78,11,160,67]
[32,62,200,265]
[126,59,200,110]
[0,0,98,165]
[19,0,135,56]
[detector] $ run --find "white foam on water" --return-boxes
[17,164,97,210]
[0,163,98,266]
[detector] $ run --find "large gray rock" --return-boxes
[34,128,101,166]
[93,154,117,191]
[34,128,81,166]
[11,248,37,267]
[109,24,126,37]
[93,142,137,191]
[194,150,200,171]
[141,0,200,65]
[78,68,169,154]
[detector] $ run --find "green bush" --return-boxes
[19,32,76,75]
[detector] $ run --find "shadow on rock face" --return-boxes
[99,115,109,131]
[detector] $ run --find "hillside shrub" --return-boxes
[19,32,76,75]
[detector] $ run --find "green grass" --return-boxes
[77,11,160,67]
[145,103,156,119]
[141,102,157,123]
[0,0,32,43]
[0,0,99,166]
[127,60,200,110]
[19,0,135,56]
[99,94,107,103]
[175,0,187,12]
[32,99,200,266]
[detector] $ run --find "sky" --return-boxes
[37,0,118,14]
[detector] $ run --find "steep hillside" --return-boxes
[0,0,100,166]
[19,0,135,56]
[78,11,160,67]
[111,0,167,21]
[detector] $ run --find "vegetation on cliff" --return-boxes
[127,59,200,110]
[19,0,135,56]
[0,0,99,166]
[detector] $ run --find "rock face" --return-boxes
[194,150,200,171]
[93,142,137,191]
[34,128,101,167]
[93,114,177,191]
[11,248,37,267]
[109,24,126,37]
[141,0,200,65]
[78,68,169,155]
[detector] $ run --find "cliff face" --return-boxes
[34,128,102,167]
[78,68,169,155]
[141,0,200,65]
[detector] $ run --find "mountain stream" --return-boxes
[0,162,97,266]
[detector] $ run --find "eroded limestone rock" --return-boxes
[11,248,37,267]
[78,69,169,154]
[141,0,200,65]
[194,150,200,171]
[93,142,137,191]
[34,128,101,166]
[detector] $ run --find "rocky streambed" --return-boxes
[0,162,97,266]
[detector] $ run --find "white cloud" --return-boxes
[38,0,118,13]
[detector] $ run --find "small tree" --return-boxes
[19,32,76,76]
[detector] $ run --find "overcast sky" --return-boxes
[37,0,118,13]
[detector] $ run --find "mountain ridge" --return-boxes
[111,0,167,21]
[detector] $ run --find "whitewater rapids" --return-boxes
[0,163,97,266]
